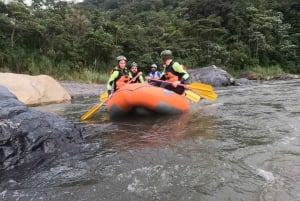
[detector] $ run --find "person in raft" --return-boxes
[154,50,190,95]
[129,62,144,83]
[146,63,161,80]
[106,55,130,95]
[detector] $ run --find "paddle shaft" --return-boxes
[149,79,196,90]
[148,79,217,101]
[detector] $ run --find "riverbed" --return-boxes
[1,79,300,201]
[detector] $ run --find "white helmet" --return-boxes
[151,64,157,69]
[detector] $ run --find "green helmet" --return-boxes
[160,50,172,59]
[116,55,127,61]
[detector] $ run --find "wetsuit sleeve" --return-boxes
[139,75,144,83]
[172,62,189,83]
[106,71,119,91]
[128,72,133,78]
[160,68,166,80]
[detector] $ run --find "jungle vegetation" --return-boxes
[0,0,299,82]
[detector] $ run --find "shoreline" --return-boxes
[60,73,300,99]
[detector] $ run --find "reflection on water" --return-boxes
[1,80,300,201]
[86,112,218,150]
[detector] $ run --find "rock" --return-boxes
[0,86,83,171]
[188,65,254,87]
[0,73,71,105]
[188,65,233,87]
[232,78,254,86]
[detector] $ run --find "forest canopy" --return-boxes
[0,0,299,80]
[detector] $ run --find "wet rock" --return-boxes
[0,86,83,171]
[188,65,253,87]
[232,78,254,86]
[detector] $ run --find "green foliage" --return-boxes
[0,0,299,83]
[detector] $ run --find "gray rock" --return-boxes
[188,65,233,87]
[188,65,253,87]
[232,78,254,86]
[0,86,83,171]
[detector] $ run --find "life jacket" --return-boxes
[164,62,187,82]
[129,72,144,83]
[111,68,130,90]
[148,71,161,79]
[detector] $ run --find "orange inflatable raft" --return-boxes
[107,83,190,117]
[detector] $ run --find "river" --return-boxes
[1,79,299,201]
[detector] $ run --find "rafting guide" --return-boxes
[150,50,190,95]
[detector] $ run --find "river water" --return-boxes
[1,79,300,201]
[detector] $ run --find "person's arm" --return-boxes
[159,68,166,80]
[139,74,144,83]
[128,72,133,78]
[106,71,119,94]
[172,62,189,83]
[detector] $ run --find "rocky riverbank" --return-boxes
[60,67,300,99]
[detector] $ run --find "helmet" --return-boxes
[116,55,127,61]
[131,62,138,67]
[160,50,172,59]
[151,64,157,69]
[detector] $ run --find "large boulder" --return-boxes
[188,65,253,86]
[188,65,233,87]
[0,86,83,171]
[0,73,71,105]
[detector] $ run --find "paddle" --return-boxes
[99,92,108,102]
[187,82,213,92]
[80,92,109,121]
[184,90,201,102]
[148,79,217,101]
[183,83,218,101]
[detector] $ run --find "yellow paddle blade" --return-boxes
[80,101,106,121]
[99,92,109,102]
[188,82,214,92]
[184,82,217,101]
[184,90,201,102]
[197,90,218,101]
